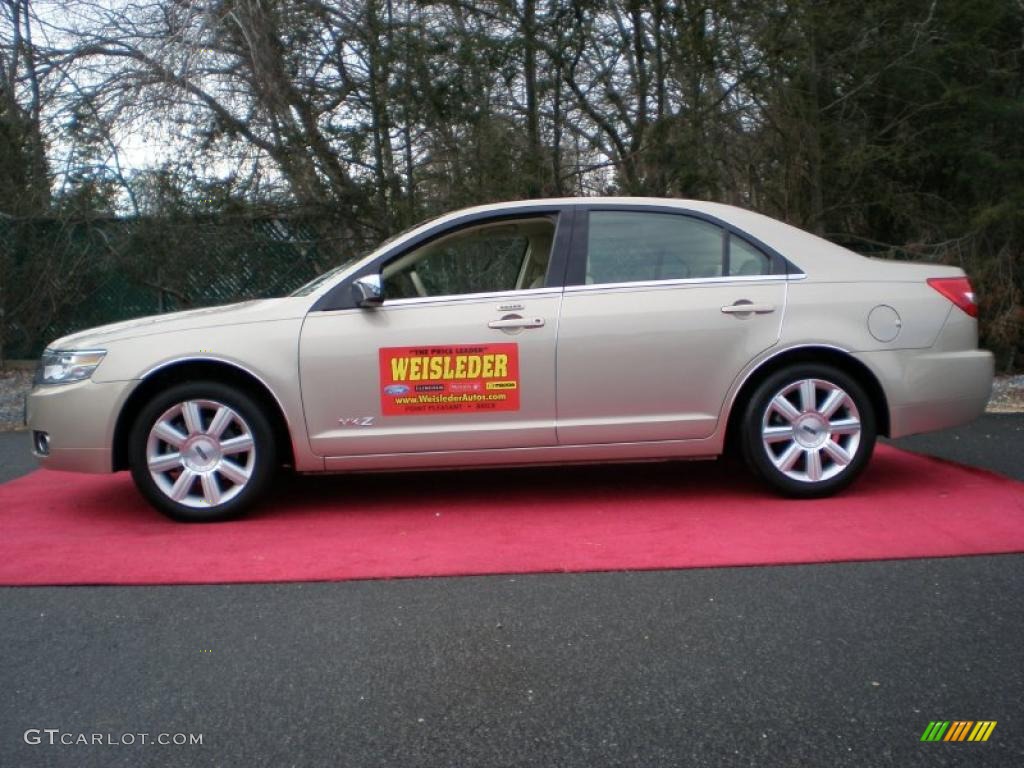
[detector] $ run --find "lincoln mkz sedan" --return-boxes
[27,198,994,521]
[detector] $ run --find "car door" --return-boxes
[555,207,787,445]
[299,210,569,459]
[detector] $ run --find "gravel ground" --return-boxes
[0,367,32,432]
[1,365,1022,432]
[988,373,1024,412]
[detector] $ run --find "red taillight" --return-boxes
[927,276,978,318]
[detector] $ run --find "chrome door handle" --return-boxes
[488,316,545,329]
[721,303,776,315]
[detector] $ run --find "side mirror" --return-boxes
[352,274,383,307]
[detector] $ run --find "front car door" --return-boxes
[299,208,572,461]
[555,206,789,445]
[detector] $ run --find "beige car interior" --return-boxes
[382,217,556,299]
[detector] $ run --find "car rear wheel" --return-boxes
[740,364,876,497]
[128,381,276,521]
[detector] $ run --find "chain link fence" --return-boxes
[0,213,362,361]
[1,211,1020,369]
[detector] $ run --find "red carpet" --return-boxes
[1,444,1022,586]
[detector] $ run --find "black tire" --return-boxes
[740,363,877,498]
[128,380,277,521]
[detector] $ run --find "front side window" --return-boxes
[585,211,773,284]
[382,217,556,300]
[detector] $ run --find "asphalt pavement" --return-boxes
[0,416,1022,767]
[0,429,32,483]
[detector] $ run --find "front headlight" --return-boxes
[36,349,107,385]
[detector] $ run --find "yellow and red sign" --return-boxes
[378,343,520,415]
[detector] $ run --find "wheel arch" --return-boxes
[724,345,891,450]
[112,358,295,471]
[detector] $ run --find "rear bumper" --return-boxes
[854,348,994,438]
[25,379,137,473]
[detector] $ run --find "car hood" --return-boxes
[49,296,311,349]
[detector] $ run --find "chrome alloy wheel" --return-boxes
[146,399,256,508]
[760,378,862,484]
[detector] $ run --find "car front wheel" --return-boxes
[740,364,876,497]
[128,381,276,521]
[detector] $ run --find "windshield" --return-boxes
[288,217,434,298]
[289,257,360,297]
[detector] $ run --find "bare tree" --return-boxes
[0,0,49,215]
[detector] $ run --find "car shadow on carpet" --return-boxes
[255,447,929,523]
[12,445,996,527]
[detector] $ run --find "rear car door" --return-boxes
[299,209,570,459]
[555,207,787,445]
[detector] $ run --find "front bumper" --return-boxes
[854,348,994,439]
[26,379,137,473]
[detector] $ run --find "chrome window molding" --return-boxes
[383,286,561,307]
[315,286,563,313]
[563,272,804,294]
[311,274,808,311]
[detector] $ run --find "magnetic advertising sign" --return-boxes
[378,343,520,415]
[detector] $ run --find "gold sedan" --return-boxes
[27,199,994,521]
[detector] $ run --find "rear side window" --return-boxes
[586,211,724,284]
[728,235,772,277]
[585,211,774,284]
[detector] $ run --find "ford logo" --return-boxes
[383,384,409,396]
